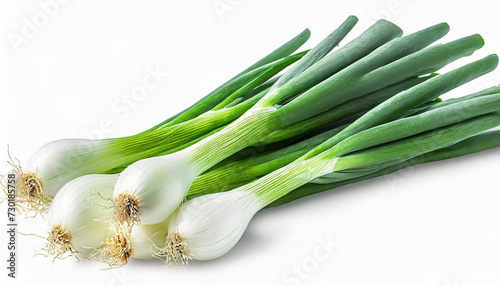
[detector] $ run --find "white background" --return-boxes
[1,1,500,285]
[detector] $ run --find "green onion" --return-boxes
[270,129,500,206]
[112,19,477,227]
[159,88,500,264]
[45,174,118,258]
[187,75,437,198]
[99,220,168,266]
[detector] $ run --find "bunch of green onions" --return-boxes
[3,16,500,267]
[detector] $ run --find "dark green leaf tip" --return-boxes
[299,29,311,41]
[436,22,450,34]
[472,33,485,49]
[375,19,403,37]
[346,15,359,24]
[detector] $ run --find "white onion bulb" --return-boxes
[163,191,262,263]
[112,151,197,225]
[100,220,169,266]
[46,173,118,258]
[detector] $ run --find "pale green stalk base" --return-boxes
[186,107,283,174]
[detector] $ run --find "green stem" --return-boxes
[211,51,308,110]
[268,16,358,94]
[300,54,499,160]
[332,112,500,173]
[238,29,311,75]
[187,95,500,199]
[244,152,338,207]
[255,19,404,108]
[269,130,500,207]
[252,112,500,207]
[407,85,500,116]
[178,17,365,174]
[102,87,272,174]
[189,91,450,193]
[259,75,433,145]
[145,29,310,131]
[322,92,500,161]
[275,31,482,127]
[186,107,284,174]
[187,125,345,198]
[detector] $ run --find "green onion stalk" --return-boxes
[186,75,443,197]
[191,85,500,200]
[188,79,500,204]
[270,129,500,206]
[111,18,487,228]
[159,82,500,265]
